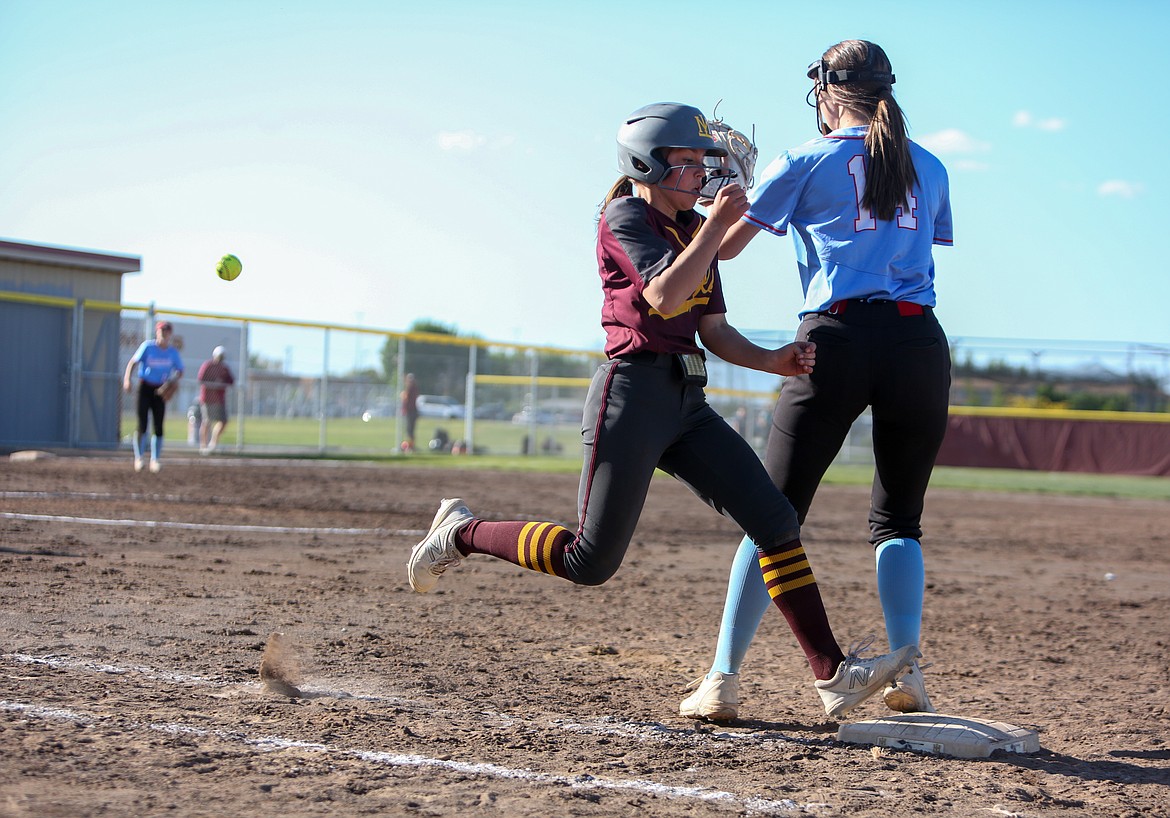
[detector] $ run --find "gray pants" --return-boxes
[564,354,801,585]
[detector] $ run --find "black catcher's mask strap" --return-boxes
[806,41,896,88]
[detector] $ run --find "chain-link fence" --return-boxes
[3,291,1167,465]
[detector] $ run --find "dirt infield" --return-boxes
[2,454,1168,817]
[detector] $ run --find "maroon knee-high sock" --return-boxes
[757,539,845,680]
[456,519,573,579]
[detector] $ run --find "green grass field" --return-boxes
[139,414,1170,501]
[141,414,585,460]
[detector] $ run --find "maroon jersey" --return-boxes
[596,196,727,358]
[197,360,234,406]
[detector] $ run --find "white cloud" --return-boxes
[437,130,488,151]
[1097,180,1143,198]
[917,129,990,155]
[1014,110,1066,131]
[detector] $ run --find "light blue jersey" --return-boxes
[131,341,184,387]
[745,125,952,317]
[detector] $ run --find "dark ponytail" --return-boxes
[822,41,918,221]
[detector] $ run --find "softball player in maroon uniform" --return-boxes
[408,102,915,718]
[681,41,952,721]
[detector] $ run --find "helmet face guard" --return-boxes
[617,102,727,187]
[652,161,709,197]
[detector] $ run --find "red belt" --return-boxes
[827,300,925,317]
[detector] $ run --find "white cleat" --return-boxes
[407,498,473,593]
[814,640,918,719]
[680,671,740,721]
[883,659,936,713]
[149,460,161,473]
[134,457,144,473]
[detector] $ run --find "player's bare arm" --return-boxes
[698,313,815,377]
[122,358,137,392]
[718,218,762,260]
[643,184,748,314]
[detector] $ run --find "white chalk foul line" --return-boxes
[5,653,410,706]
[2,653,816,814]
[1,490,188,502]
[0,699,806,815]
[4,654,812,749]
[0,512,421,537]
[7,653,232,686]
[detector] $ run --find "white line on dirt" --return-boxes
[7,653,231,686]
[4,653,809,749]
[2,652,822,813]
[1,490,189,501]
[0,512,421,537]
[0,698,809,815]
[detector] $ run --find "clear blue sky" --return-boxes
[3,0,1167,353]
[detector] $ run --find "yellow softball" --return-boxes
[216,254,243,281]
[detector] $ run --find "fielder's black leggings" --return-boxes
[765,301,951,544]
[136,384,166,438]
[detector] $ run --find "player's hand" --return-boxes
[769,341,816,376]
[705,182,749,229]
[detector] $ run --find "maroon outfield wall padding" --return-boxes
[935,414,1170,477]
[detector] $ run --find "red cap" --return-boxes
[156,320,173,332]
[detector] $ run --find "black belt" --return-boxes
[615,352,675,367]
[614,351,708,385]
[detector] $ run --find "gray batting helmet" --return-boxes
[616,103,726,185]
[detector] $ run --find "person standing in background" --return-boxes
[124,320,184,473]
[197,345,235,455]
[400,372,420,453]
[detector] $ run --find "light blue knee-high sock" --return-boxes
[710,535,773,676]
[875,537,925,651]
[132,432,145,460]
[150,434,161,461]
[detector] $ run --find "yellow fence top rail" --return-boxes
[948,405,1170,423]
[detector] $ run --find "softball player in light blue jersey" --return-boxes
[682,39,952,721]
[746,129,951,313]
[123,320,184,473]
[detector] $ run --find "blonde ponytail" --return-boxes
[597,176,635,226]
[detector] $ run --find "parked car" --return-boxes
[511,405,580,425]
[473,402,508,420]
[512,407,558,425]
[416,394,465,419]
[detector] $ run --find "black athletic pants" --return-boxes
[136,383,166,437]
[565,353,801,585]
[765,301,951,544]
